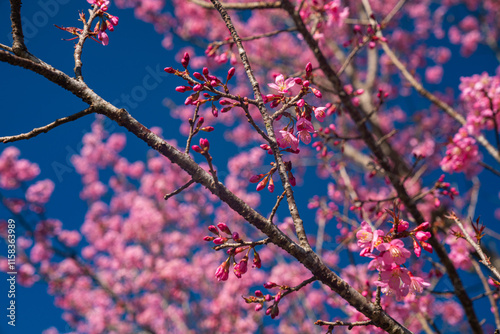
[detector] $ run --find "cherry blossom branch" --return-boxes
[213,238,270,251]
[9,0,44,63]
[9,0,27,56]
[315,319,373,332]
[283,0,483,331]
[380,0,408,27]
[209,0,311,251]
[210,27,296,47]
[479,161,500,178]
[0,43,12,52]
[189,0,282,10]
[280,276,317,298]
[185,103,201,154]
[448,212,500,282]
[0,107,95,143]
[164,179,195,200]
[74,7,100,80]
[268,190,286,222]
[470,259,500,329]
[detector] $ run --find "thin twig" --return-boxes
[210,27,296,47]
[268,190,286,223]
[189,0,281,10]
[185,103,201,154]
[164,179,195,200]
[448,212,500,282]
[381,0,408,27]
[470,258,500,329]
[0,43,13,52]
[0,107,95,143]
[479,161,500,177]
[74,6,100,80]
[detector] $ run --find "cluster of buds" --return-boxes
[87,1,118,45]
[243,281,287,319]
[192,138,210,155]
[435,174,460,203]
[205,223,262,281]
[164,53,237,110]
[55,1,119,46]
[249,163,277,192]
[344,19,387,49]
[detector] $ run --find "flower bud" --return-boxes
[227,67,235,81]
[208,225,219,234]
[193,72,204,80]
[200,138,210,150]
[217,222,231,234]
[305,62,312,74]
[181,52,190,68]
[164,67,175,73]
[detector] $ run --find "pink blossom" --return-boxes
[25,180,55,204]
[296,118,314,144]
[277,129,299,151]
[408,273,430,294]
[313,107,326,122]
[215,260,230,281]
[356,221,383,256]
[377,239,412,266]
[268,74,295,94]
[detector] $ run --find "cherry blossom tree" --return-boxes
[1,0,500,333]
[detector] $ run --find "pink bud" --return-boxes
[232,231,240,241]
[181,52,190,68]
[255,304,263,312]
[203,67,209,76]
[249,174,263,183]
[267,177,274,193]
[414,222,430,231]
[297,99,305,108]
[203,236,214,241]
[192,145,202,153]
[274,292,282,303]
[201,126,214,132]
[193,84,203,92]
[312,87,322,98]
[164,67,175,73]
[208,225,219,234]
[200,138,210,150]
[217,222,231,234]
[294,77,303,85]
[303,80,310,88]
[264,282,277,289]
[227,67,235,81]
[193,72,204,80]
[305,62,312,74]
[255,290,264,297]
[213,237,226,245]
[211,106,219,117]
[256,176,268,191]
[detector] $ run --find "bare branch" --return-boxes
[0,107,95,143]
[164,179,195,200]
[448,213,500,282]
[74,7,100,80]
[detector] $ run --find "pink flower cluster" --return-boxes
[356,218,431,300]
[459,72,500,135]
[440,128,481,175]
